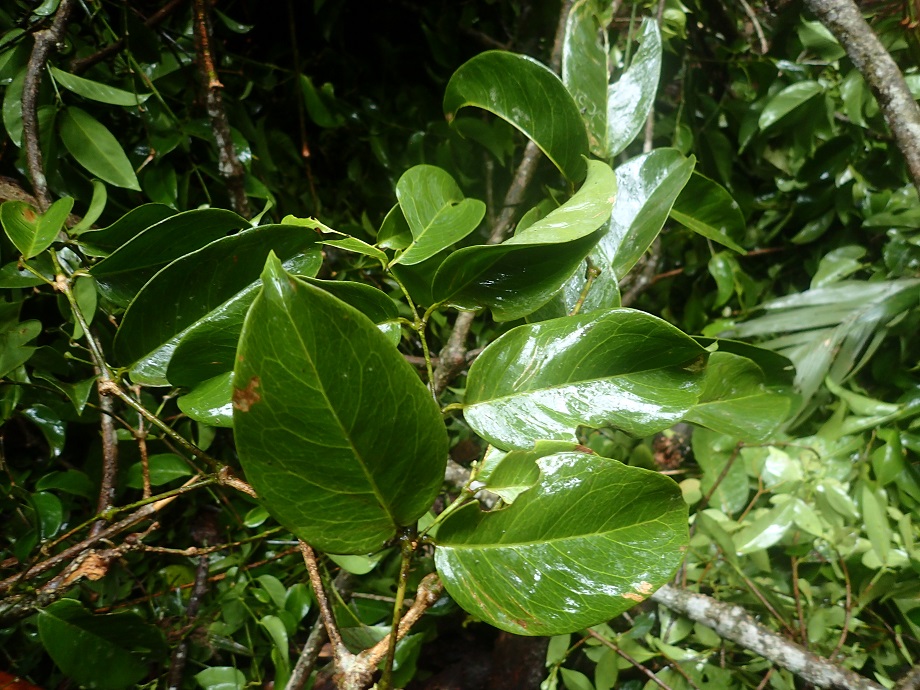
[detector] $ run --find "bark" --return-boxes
[651,585,884,690]
[804,0,920,196]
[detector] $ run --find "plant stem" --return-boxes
[379,532,415,689]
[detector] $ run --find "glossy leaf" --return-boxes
[758,81,823,131]
[377,203,412,250]
[167,274,397,388]
[69,180,107,235]
[124,453,194,488]
[0,320,41,378]
[464,308,707,449]
[432,159,616,320]
[606,18,661,158]
[1,198,73,259]
[562,0,610,156]
[683,352,791,442]
[478,441,585,503]
[391,165,485,266]
[50,66,150,106]
[195,667,246,690]
[38,599,167,690]
[233,254,447,553]
[670,172,745,253]
[607,149,695,279]
[90,208,248,306]
[59,107,141,190]
[323,237,388,266]
[114,224,321,383]
[444,51,589,182]
[77,204,175,255]
[178,372,233,428]
[435,451,688,635]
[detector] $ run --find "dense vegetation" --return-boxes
[0,1,919,689]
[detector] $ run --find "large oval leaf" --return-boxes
[464,308,707,449]
[444,51,589,182]
[1,197,73,259]
[114,224,321,383]
[233,254,447,554]
[38,599,167,690]
[670,172,745,253]
[392,165,485,266]
[435,451,688,635]
[90,208,248,306]
[606,18,661,158]
[431,159,616,320]
[59,106,141,190]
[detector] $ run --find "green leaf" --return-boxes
[38,599,167,690]
[300,75,344,128]
[435,451,688,635]
[432,159,616,320]
[464,308,707,449]
[70,180,107,235]
[178,372,234,428]
[560,668,595,690]
[77,204,175,255]
[233,253,448,553]
[125,453,194,488]
[114,224,321,383]
[59,107,141,190]
[692,429,750,515]
[391,165,485,266]
[1,198,73,259]
[607,149,694,279]
[683,352,791,442]
[606,18,661,158]
[167,273,396,389]
[758,81,824,131]
[708,252,735,307]
[377,204,412,250]
[862,484,891,565]
[195,667,246,690]
[90,208,248,307]
[322,236,388,266]
[562,0,611,157]
[0,319,41,378]
[444,51,589,182]
[670,172,745,253]
[50,66,150,106]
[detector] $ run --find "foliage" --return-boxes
[0,1,918,690]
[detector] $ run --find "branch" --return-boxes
[192,0,250,218]
[90,375,119,538]
[804,0,920,195]
[651,584,885,690]
[22,0,74,210]
[70,0,186,74]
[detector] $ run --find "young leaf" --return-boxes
[59,107,141,190]
[606,18,661,158]
[444,51,589,182]
[435,451,688,635]
[114,224,322,382]
[50,66,150,106]
[432,159,616,320]
[391,165,485,266]
[562,0,611,157]
[38,599,167,690]
[670,172,745,253]
[233,253,447,554]
[1,197,72,258]
[464,308,708,449]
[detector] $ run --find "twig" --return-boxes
[90,376,119,538]
[791,556,807,646]
[22,0,74,210]
[586,629,674,690]
[166,553,209,690]
[285,618,328,690]
[804,0,920,196]
[738,0,769,54]
[299,542,349,663]
[830,557,852,659]
[651,585,885,690]
[193,0,250,218]
[895,664,920,690]
[70,0,186,74]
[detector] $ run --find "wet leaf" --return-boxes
[435,451,688,635]
[670,172,745,253]
[444,51,589,182]
[233,254,447,553]
[562,0,610,157]
[606,18,661,158]
[464,308,707,449]
[1,198,73,259]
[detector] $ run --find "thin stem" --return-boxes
[299,542,349,662]
[379,533,415,689]
[587,629,674,690]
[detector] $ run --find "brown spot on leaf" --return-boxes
[22,208,36,222]
[622,592,645,602]
[233,376,261,411]
[623,581,654,602]
[574,444,596,455]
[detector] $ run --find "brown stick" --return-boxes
[22,0,74,210]
[192,0,250,218]
[804,0,920,196]
[70,0,186,74]
[89,377,119,538]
